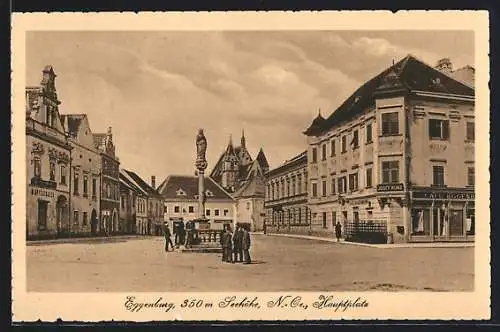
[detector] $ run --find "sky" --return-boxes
[26,30,474,185]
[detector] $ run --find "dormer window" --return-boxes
[205,190,214,197]
[176,188,186,196]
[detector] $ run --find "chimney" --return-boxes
[435,58,453,73]
[151,176,156,189]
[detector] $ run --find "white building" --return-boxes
[157,175,236,231]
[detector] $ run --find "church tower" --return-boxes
[221,134,238,191]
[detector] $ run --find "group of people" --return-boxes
[221,224,251,264]
[162,220,198,252]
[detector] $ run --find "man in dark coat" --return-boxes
[335,221,342,242]
[221,225,233,263]
[242,225,251,264]
[232,226,243,262]
[162,223,174,252]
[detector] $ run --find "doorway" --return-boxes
[449,209,464,236]
[56,195,68,236]
[90,209,98,235]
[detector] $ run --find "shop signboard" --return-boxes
[377,183,404,192]
[413,191,475,200]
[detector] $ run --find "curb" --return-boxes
[261,233,475,249]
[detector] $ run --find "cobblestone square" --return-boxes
[26,235,474,292]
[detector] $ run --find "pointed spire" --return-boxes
[241,128,246,148]
[229,133,233,146]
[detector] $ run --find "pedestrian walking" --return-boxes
[162,223,174,252]
[242,225,251,264]
[335,221,342,242]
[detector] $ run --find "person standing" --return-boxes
[162,223,174,252]
[335,221,342,242]
[222,225,233,263]
[242,225,251,264]
[232,225,243,262]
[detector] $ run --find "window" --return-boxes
[224,209,229,216]
[349,173,359,191]
[311,148,317,163]
[73,173,79,194]
[188,206,194,213]
[206,209,211,216]
[322,212,327,229]
[331,178,336,195]
[92,178,96,198]
[246,202,251,210]
[382,112,399,135]
[382,161,399,184]
[312,183,318,197]
[82,212,88,226]
[330,139,336,156]
[321,144,327,161]
[366,168,373,188]
[412,209,431,236]
[466,122,475,141]
[34,157,41,178]
[174,206,180,213]
[366,123,373,143]
[286,180,290,197]
[331,211,336,228]
[322,180,327,197]
[338,176,347,194]
[352,130,359,149]
[73,210,79,226]
[49,162,56,181]
[292,177,296,195]
[429,119,450,140]
[60,165,67,185]
[215,209,220,216]
[83,175,88,196]
[341,136,347,153]
[37,200,48,230]
[297,175,302,193]
[432,165,445,186]
[467,167,475,186]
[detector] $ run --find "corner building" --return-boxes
[304,55,475,243]
[25,66,72,239]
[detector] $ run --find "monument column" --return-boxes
[195,129,208,220]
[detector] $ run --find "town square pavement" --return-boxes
[26,235,474,292]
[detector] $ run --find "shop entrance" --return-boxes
[56,195,68,235]
[449,210,464,236]
[90,209,98,235]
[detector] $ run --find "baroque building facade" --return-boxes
[93,128,120,235]
[60,114,101,236]
[304,55,475,243]
[264,151,311,234]
[210,132,270,231]
[25,66,72,240]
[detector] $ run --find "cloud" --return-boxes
[25,31,474,178]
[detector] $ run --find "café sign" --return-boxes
[413,191,475,200]
[377,183,404,192]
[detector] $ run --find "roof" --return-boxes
[123,169,161,198]
[92,133,106,149]
[256,148,269,170]
[266,150,308,177]
[233,161,266,198]
[60,114,85,137]
[157,175,234,201]
[304,54,475,136]
[119,171,144,195]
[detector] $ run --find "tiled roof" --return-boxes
[157,175,234,201]
[119,171,145,195]
[256,148,269,170]
[304,54,474,136]
[60,114,85,137]
[123,169,161,198]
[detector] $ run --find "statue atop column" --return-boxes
[195,128,208,171]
